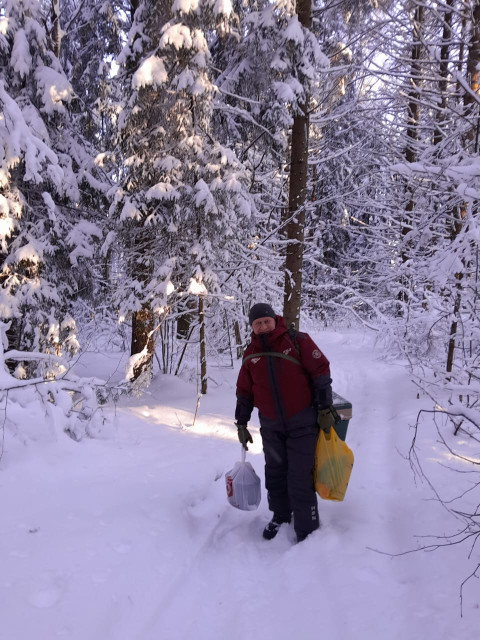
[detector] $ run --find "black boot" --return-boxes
[262,515,291,540]
[296,521,320,543]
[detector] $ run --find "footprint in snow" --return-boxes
[28,585,62,608]
[112,541,132,554]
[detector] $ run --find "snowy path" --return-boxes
[1,329,478,639]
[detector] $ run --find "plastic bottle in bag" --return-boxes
[225,447,261,511]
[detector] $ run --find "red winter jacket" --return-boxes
[235,316,332,423]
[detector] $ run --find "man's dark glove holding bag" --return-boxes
[317,406,340,433]
[236,422,253,450]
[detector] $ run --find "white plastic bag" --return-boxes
[225,446,261,511]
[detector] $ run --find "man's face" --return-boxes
[251,316,276,335]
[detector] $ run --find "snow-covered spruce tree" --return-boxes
[212,0,329,332]
[112,0,254,386]
[214,0,299,165]
[210,0,296,340]
[301,0,386,325]
[0,0,108,375]
[56,0,125,341]
[59,0,124,149]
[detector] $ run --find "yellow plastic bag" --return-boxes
[314,427,354,501]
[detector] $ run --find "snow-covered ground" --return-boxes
[1,328,478,639]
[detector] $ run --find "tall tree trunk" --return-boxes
[177,295,196,339]
[283,0,312,330]
[446,285,462,373]
[433,0,453,147]
[131,0,140,21]
[398,4,425,310]
[131,306,155,379]
[404,5,425,166]
[51,0,61,58]
[126,0,165,384]
[423,1,454,312]
[457,9,467,97]
[199,297,207,395]
[233,320,243,359]
[464,3,480,146]
[130,230,155,382]
[447,3,480,374]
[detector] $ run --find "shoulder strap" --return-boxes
[287,326,299,354]
[242,352,303,367]
[287,325,307,357]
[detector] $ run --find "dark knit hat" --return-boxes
[248,303,276,326]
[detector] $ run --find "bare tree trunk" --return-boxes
[233,320,243,359]
[283,0,312,330]
[131,0,140,21]
[464,3,480,145]
[405,5,425,167]
[199,297,207,395]
[422,1,454,313]
[446,3,480,374]
[398,4,425,311]
[457,8,467,96]
[177,296,196,339]
[131,306,155,379]
[130,230,155,382]
[433,0,453,147]
[51,0,61,58]
[446,286,462,373]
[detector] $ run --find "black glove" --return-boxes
[236,423,253,450]
[317,406,340,432]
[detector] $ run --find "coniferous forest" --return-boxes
[1,1,479,471]
[3,2,480,632]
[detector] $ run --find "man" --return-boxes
[235,302,334,543]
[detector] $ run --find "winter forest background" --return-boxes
[2,0,480,604]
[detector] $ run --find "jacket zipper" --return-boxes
[263,343,286,424]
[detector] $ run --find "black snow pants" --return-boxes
[259,405,319,539]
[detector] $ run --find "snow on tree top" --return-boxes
[0,212,15,251]
[35,66,73,114]
[13,242,41,264]
[172,0,200,13]
[172,0,232,16]
[132,56,167,89]
[284,16,304,46]
[146,183,179,201]
[188,277,208,296]
[273,78,303,103]
[160,23,193,50]
[11,29,31,79]
[213,0,233,17]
